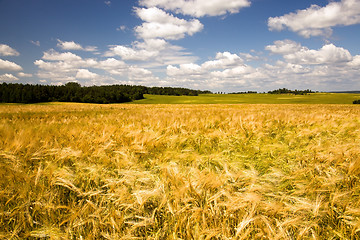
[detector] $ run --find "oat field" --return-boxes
[1,103,360,239]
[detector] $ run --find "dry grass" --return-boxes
[1,103,360,239]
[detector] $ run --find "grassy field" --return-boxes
[1,103,360,239]
[134,93,360,104]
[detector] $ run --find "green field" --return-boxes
[133,93,360,104]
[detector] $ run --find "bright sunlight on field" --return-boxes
[1,103,360,239]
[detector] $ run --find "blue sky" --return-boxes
[1,0,360,92]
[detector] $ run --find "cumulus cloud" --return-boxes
[167,51,246,77]
[163,42,360,92]
[268,61,311,75]
[128,66,157,80]
[98,58,127,70]
[76,69,99,79]
[167,63,204,77]
[284,44,352,65]
[34,48,160,86]
[166,51,258,90]
[35,50,99,83]
[239,52,261,61]
[210,65,254,78]
[105,39,197,65]
[0,44,20,56]
[268,0,360,38]
[106,39,171,61]
[265,40,304,55]
[134,7,203,40]
[43,49,83,61]
[18,72,33,77]
[0,59,23,71]
[348,55,360,67]
[202,52,244,69]
[139,0,251,17]
[266,40,353,65]
[260,42,360,90]
[0,73,19,81]
[57,39,98,52]
[105,45,159,61]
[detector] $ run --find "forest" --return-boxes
[268,88,314,95]
[0,82,211,104]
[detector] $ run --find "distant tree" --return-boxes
[228,91,257,94]
[268,88,314,95]
[0,82,209,104]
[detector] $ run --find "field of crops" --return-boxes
[135,93,360,104]
[1,103,360,239]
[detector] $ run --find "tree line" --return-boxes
[228,91,258,94]
[268,88,314,95]
[0,82,211,104]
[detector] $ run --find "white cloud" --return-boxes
[0,73,19,81]
[211,65,254,78]
[167,63,204,77]
[35,50,99,83]
[265,40,303,55]
[135,38,168,51]
[105,39,197,66]
[266,40,352,65]
[167,52,246,78]
[39,52,98,70]
[57,39,98,52]
[128,66,155,79]
[289,44,351,65]
[43,49,82,61]
[18,72,33,77]
[139,0,251,17]
[34,47,161,86]
[239,52,261,61]
[116,25,127,31]
[163,43,360,92]
[285,44,352,65]
[271,61,311,75]
[202,52,244,69]
[134,7,203,40]
[57,40,83,50]
[34,60,75,72]
[84,46,98,52]
[348,55,360,67]
[0,59,23,71]
[0,44,20,56]
[30,40,40,47]
[105,45,158,61]
[76,69,99,79]
[166,51,258,90]
[268,0,360,38]
[96,58,130,76]
[98,58,127,70]
[105,39,168,61]
[104,1,111,6]
[259,42,360,91]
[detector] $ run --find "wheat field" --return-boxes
[1,103,360,239]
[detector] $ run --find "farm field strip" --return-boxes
[1,103,360,239]
[134,93,360,104]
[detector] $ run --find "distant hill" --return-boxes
[329,91,360,93]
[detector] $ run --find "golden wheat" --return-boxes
[0,103,360,239]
